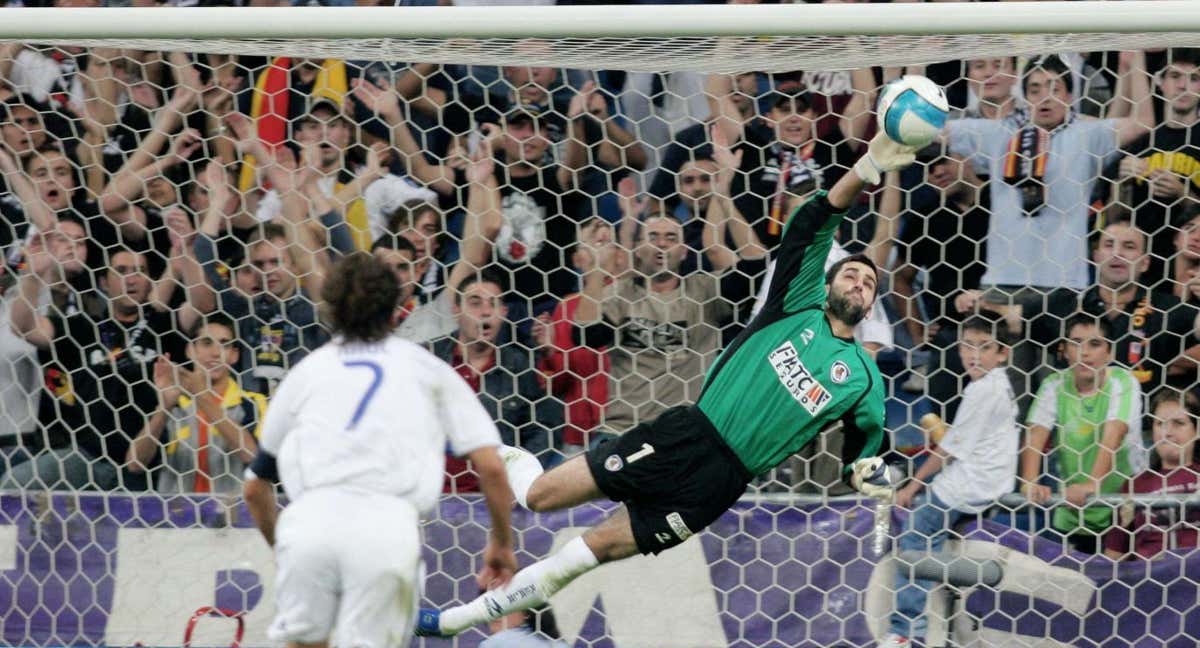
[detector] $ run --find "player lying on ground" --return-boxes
[415,132,916,638]
[242,253,517,648]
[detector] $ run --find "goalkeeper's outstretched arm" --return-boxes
[830,132,920,210]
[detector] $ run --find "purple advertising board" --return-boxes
[0,494,1196,647]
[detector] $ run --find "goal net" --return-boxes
[0,3,1199,646]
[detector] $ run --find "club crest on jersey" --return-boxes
[767,341,832,415]
[604,454,624,472]
[830,361,851,384]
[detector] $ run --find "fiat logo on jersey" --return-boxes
[830,361,851,384]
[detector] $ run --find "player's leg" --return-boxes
[332,498,423,648]
[420,507,639,637]
[500,445,605,512]
[267,501,340,647]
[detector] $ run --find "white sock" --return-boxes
[439,536,599,635]
[499,444,544,509]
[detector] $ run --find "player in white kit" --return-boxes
[243,252,517,648]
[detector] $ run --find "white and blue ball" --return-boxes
[876,75,949,148]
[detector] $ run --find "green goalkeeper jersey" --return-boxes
[697,192,886,477]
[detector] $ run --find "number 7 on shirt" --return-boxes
[343,360,384,430]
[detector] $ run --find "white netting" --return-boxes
[10,33,1200,73]
[0,4,1199,647]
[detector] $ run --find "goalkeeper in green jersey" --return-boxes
[416,133,918,638]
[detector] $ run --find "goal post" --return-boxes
[2,2,1200,72]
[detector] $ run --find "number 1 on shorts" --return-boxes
[626,443,655,464]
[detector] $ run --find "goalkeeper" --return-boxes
[417,133,917,638]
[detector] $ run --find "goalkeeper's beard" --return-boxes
[826,290,868,327]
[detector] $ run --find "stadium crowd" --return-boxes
[2,0,1200,586]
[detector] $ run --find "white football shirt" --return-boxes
[259,336,500,513]
[930,367,1020,513]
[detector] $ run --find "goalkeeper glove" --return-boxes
[849,457,896,502]
[852,132,919,185]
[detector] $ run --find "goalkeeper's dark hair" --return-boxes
[1022,54,1074,96]
[824,253,878,288]
[961,313,1015,348]
[321,251,399,343]
[1147,388,1200,470]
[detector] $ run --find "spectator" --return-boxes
[432,270,564,491]
[392,152,515,345]
[384,200,447,302]
[398,61,576,141]
[0,139,57,258]
[7,247,191,490]
[947,51,1151,291]
[354,77,587,316]
[883,316,1020,648]
[1047,218,1199,392]
[0,42,88,111]
[369,232,420,324]
[238,98,380,251]
[572,169,767,434]
[1170,210,1200,387]
[194,220,328,396]
[947,52,1153,404]
[869,150,992,406]
[1103,388,1200,560]
[0,219,86,480]
[237,57,349,192]
[658,78,867,249]
[7,148,105,277]
[647,72,757,198]
[664,157,718,259]
[1021,314,1146,554]
[955,57,1023,125]
[1172,207,1200,302]
[127,314,266,494]
[0,95,51,167]
[1105,48,1200,289]
[532,217,623,455]
[98,116,202,271]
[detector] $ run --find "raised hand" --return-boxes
[531,312,554,350]
[202,73,243,116]
[168,128,204,164]
[350,78,402,123]
[466,136,496,185]
[709,123,744,194]
[568,80,607,119]
[617,176,648,218]
[153,354,183,409]
[164,206,196,252]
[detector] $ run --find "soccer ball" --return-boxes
[876,75,950,148]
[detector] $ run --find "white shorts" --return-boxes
[268,489,423,648]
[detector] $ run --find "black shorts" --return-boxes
[585,405,753,555]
